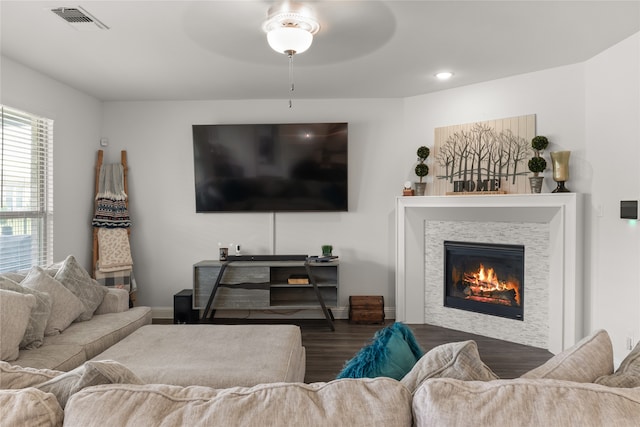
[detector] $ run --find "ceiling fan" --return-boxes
[261,1,321,107]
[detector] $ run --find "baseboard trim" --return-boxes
[151,306,396,321]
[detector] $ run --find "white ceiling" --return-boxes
[1,1,639,102]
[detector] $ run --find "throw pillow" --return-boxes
[43,259,65,277]
[595,341,640,388]
[0,276,52,349]
[520,329,613,382]
[0,289,36,362]
[54,255,108,322]
[0,388,64,427]
[21,266,85,336]
[36,360,144,408]
[0,360,63,388]
[401,340,498,393]
[336,322,424,380]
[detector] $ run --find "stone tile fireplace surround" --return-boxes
[395,194,583,354]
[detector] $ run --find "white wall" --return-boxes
[403,63,587,194]
[101,99,405,315]
[0,56,103,270]
[585,33,640,359]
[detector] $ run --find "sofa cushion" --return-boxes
[0,388,64,427]
[54,255,108,322]
[0,276,52,349]
[520,329,613,382]
[412,378,640,427]
[47,306,153,360]
[12,344,87,372]
[595,341,640,388]
[0,360,63,388]
[21,267,85,336]
[64,378,413,427]
[0,289,36,361]
[14,306,151,372]
[337,322,424,380]
[401,340,498,393]
[36,360,144,408]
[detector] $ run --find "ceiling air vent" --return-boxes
[51,7,109,31]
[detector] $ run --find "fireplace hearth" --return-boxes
[444,241,524,321]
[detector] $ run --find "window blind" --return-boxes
[0,105,54,273]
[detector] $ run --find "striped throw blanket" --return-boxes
[92,163,131,228]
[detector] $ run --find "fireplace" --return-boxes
[397,194,582,352]
[444,241,524,321]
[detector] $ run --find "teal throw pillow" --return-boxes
[336,322,424,380]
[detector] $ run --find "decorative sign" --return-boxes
[433,115,536,195]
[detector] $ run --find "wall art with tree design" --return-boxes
[433,115,536,195]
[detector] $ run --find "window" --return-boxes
[0,105,53,273]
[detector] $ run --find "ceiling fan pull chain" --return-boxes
[288,51,295,108]
[289,52,295,92]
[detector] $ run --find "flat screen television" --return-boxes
[192,123,348,212]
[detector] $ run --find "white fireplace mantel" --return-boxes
[395,193,583,354]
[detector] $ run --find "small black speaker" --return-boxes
[173,289,199,324]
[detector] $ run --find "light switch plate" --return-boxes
[620,200,638,219]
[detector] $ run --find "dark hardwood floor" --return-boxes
[299,320,553,382]
[156,318,553,383]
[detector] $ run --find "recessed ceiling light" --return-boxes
[435,72,454,80]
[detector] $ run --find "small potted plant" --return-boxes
[528,136,548,193]
[414,146,430,196]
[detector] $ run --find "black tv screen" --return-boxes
[193,123,348,212]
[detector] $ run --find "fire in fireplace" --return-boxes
[444,241,524,320]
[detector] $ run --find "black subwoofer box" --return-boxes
[173,289,199,324]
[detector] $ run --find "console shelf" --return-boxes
[193,259,338,330]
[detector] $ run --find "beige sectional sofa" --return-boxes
[1,256,152,371]
[61,377,640,427]
[1,328,639,426]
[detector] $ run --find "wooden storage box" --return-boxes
[349,295,385,324]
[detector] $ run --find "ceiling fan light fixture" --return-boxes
[262,3,320,55]
[262,2,320,107]
[267,25,313,55]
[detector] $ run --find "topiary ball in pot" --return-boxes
[414,146,430,195]
[531,136,549,152]
[417,146,430,161]
[415,163,429,181]
[528,156,547,176]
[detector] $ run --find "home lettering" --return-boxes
[453,179,500,193]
